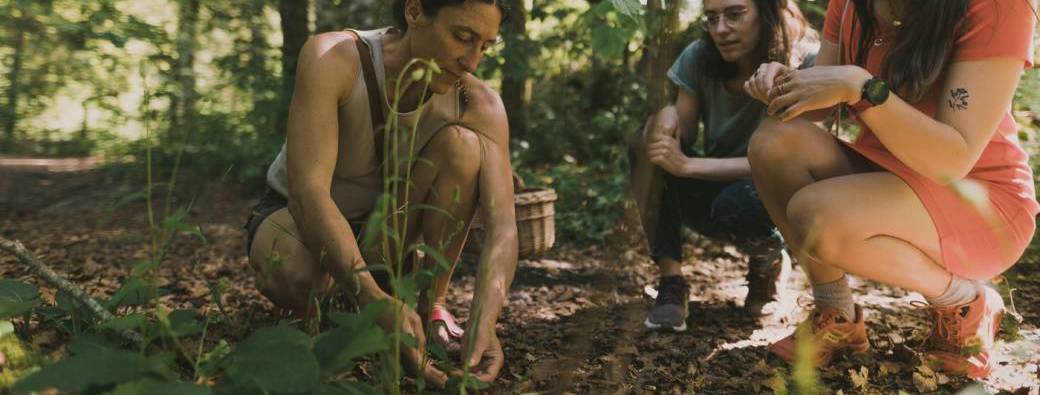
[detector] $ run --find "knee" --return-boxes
[749,118,797,167]
[712,182,774,234]
[786,187,849,264]
[430,125,481,179]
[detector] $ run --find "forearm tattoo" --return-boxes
[947,88,969,111]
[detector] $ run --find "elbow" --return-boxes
[286,183,329,218]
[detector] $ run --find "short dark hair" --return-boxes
[392,0,509,32]
[701,0,816,81]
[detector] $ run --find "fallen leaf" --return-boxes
[849,366,869,389]
[878,361,902,377]
[889,333,904,345]
[912,372,938,393]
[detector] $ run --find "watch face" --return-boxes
[866,79,889,104]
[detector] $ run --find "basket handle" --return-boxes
[512,172,526,191]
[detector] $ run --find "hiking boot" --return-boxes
[644,275,690,332]
[919,284,1005,379]
[768,304,870,366]
[744,249,787,316]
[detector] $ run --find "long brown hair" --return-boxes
[702,0,818,80]
[850,0,969,103]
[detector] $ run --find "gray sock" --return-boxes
[812,276,856,319]
[926,275,980,307]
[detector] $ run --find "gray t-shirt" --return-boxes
[667,40,815,158]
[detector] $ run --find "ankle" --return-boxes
[658,258,684,277]
[926,275,979,308]
[812,276,856,319]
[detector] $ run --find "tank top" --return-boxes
[266,28,464,220]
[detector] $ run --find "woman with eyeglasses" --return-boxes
[244,0,518,386]
[745,0,1037,378]
[631,0,818,332]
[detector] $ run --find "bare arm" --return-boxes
[767,56,1024,182]
[284,33,386,304]
[649,89,753,180]
[450,78,517,382]
[856,58,1024,181]
[462,81,518,334]
[797,40,841,122]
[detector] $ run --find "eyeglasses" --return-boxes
[699,7,750,31]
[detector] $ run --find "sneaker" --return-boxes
[644,275,690,332]
[744,249,787,316]
[768,304,870,366]
[919,284,1004,378]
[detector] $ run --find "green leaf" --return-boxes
[314,382,382,395]
[0,279,40,319]
[104,278,168,309]
[101,313,147,332]
[361,194,392,249]
[197,339,231,377]
[222,326,319,394]
[67,332,121,355]
[12,349,156,394]
[131,259,161,277]
[591,26,628,59]
[0,320,14,338]
[414,244,453,273]
[611,0,642,19]
[390,277,417,307]
[164,309,203,338]
[328,299,389,331]
[110,379,214,395]
[163,207,206,243]
[313,326,389,377]
[237,326,311,349]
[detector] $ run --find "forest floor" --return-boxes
[1,157,1038,394]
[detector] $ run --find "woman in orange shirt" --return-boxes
[745,0,1037,378]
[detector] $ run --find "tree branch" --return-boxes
[0,237,142,344]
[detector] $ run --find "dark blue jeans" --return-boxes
[651,175,784,266]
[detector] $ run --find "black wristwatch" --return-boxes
[850,77,889,113]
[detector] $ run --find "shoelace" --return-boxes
[911,301,964,353]
[793,296,842,331]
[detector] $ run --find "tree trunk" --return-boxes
[500,0,528,139]
[644,0,681,111]
[277,0,310,133]
[169,0,200,140]
[3,14,25,152]
[245,0,275,135]
[630,0,682,248]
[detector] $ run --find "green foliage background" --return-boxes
[0,0,1036,247]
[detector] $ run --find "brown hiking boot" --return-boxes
[919,285,1005,379]
[744,249,788,316]
[768,304,870,366]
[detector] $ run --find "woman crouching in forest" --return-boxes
[745,0,1038,378]
[244,0,518,386]
[632,0,818,332]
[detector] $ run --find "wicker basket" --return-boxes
[467,175,557,257]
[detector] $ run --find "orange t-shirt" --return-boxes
[823,0,1038,279]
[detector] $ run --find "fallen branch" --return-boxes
[0,237,142,344]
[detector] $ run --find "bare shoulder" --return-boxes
[459,74,509,144]
[296,31,362,96]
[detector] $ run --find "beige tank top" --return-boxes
[266,28,463,220]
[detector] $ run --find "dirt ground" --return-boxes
[1,157,1038,394]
